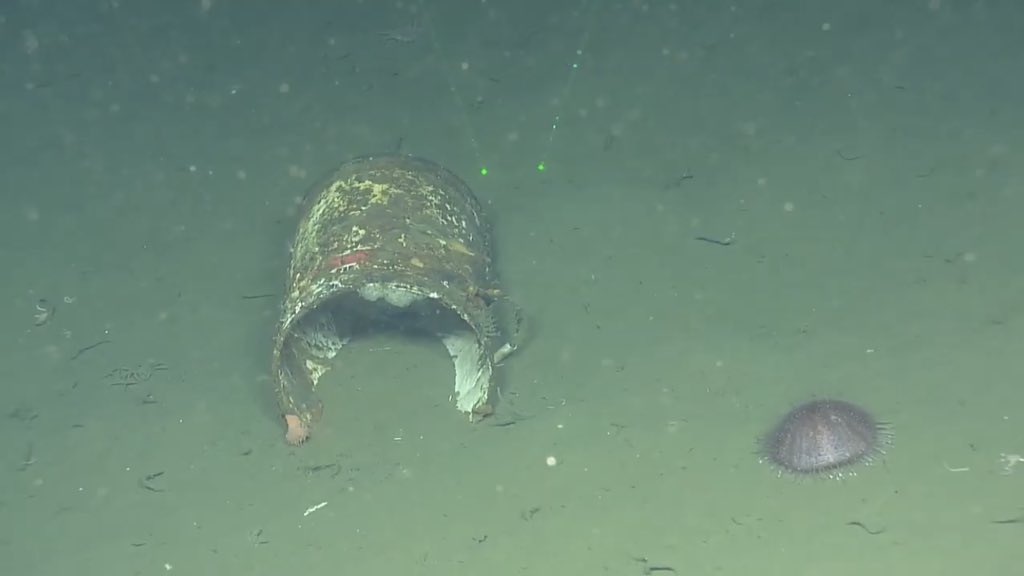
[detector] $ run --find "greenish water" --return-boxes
[1,1,1021,574]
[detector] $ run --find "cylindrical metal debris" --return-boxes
[271,154,520,445]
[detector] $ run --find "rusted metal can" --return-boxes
[271,154,520,445]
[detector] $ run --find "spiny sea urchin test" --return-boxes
[762,399,891,478]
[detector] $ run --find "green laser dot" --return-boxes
[537,162,546,172]
[479,167,488,176]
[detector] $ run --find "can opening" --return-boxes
[283,283,492,416]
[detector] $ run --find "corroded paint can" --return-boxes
[271,154,520,444]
